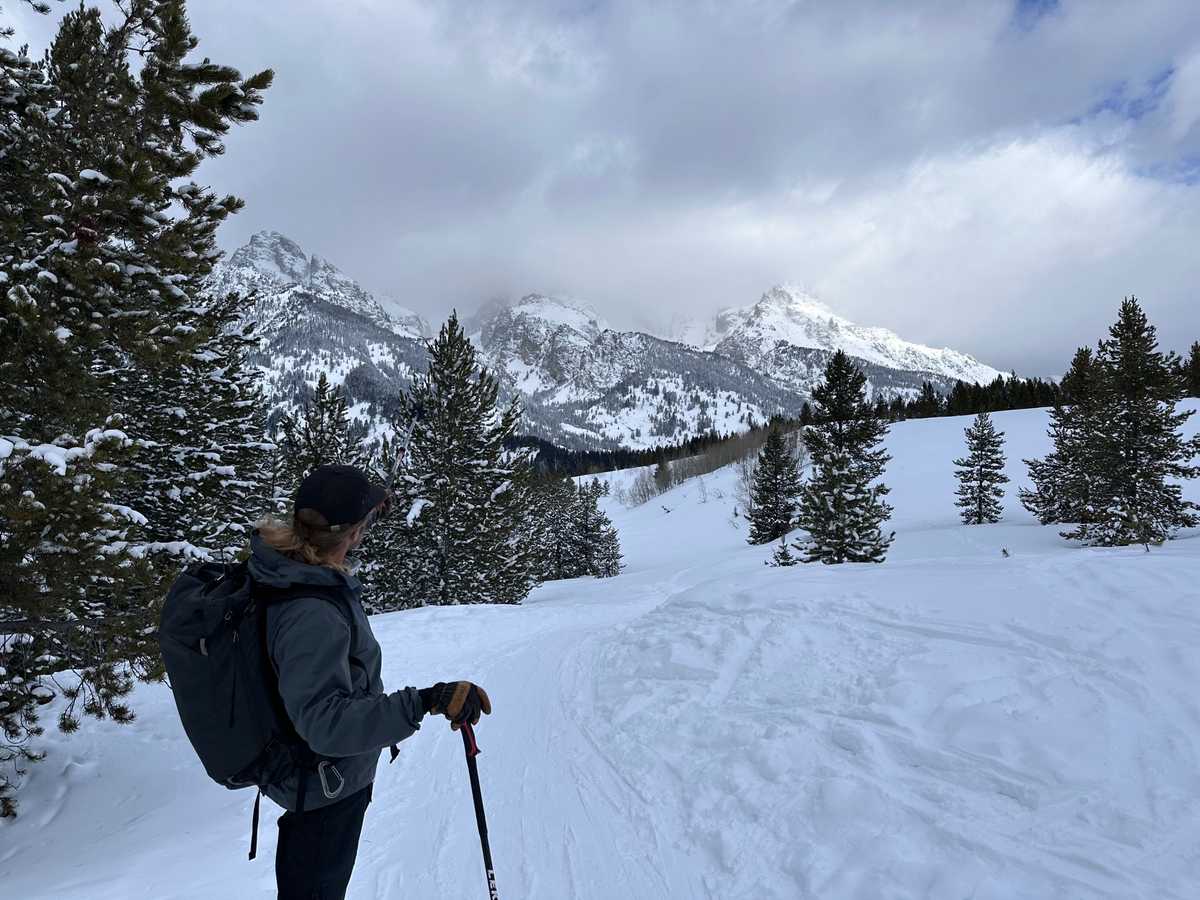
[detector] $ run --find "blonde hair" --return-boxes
[256,508,364,573]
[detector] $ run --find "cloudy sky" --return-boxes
[10,0,1200,375]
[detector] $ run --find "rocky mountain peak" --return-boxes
[215,231,427,340]
[226,230,312,285]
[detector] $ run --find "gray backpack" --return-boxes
[158,560,352,858]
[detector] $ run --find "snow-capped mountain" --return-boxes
[465,294,609,396]
[466,294,796,448]
[674,285,1004,390]
[208,232,430,438]
[212,231,429,341]
[213,232,1008,451]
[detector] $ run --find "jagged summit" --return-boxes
[676,284,1003,388]
[225,230,311,285]
[465,293,613,399]
[466,293,608,343]
[216,231,429,340]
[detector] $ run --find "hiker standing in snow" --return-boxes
[161,464,491,900]
[256,464,491,898]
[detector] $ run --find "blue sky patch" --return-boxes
[1011,0,1060,31]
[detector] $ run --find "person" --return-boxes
[252,463,491,900]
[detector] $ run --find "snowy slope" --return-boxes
[9,410,1196,897]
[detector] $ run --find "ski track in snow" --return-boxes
[2,405,1200,899]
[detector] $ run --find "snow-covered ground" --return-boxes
[3,405,1199,899]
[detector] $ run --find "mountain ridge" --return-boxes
[667,284,1003,388]
[210,230,1009,450]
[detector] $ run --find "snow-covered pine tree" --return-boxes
[389,313,539,606]
[767,535,798,567]
[180,292,273,555]
[525,477,623,581]
[746,428,803,545]
[525,476,579,581]
[113,287,271,559]
[276,371,361,491]
[794,350,895,564]
[1064,298,1200,546]
[0,0,270,814]
[1185,341,1200,398]
[570,479,621,578]
[568,480,601,576]
[953,412,1009,525]
[261,429,297,518]
[593,519,623,578]
[1020,347,1100,525]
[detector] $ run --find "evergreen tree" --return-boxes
[746,428,803,545]
[767,535,798,567]
[358,430,419,612]
[953,412,1009,525]
[261,434,294,518]
[912,381,943,418]
[527,477,580,581]
[1064,298,1199,546]
[513,476,622,582]
[570,480,621,578]
[276,371,360,492]
[0,0,270,815]
[795,351,895,564]
[388,313,539,606]
[1184,341,1200,398]
[592,518,623,578]
[123,290,271,558]
[1020,348,1100,525]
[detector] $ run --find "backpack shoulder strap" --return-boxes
[252,582,356,634]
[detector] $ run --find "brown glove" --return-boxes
[418,681,491,730]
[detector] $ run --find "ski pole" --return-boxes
[461,723,499,900]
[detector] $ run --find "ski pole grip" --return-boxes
[461,722,481,759]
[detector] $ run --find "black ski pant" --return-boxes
[276,782,373,900]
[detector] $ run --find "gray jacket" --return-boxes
[248,532,425,811]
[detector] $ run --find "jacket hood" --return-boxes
[248,530,362,593]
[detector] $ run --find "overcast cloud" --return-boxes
[10,0,1200,375]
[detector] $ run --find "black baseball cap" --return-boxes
[294,465,388,532]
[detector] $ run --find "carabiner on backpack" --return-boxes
[317,760,344,800]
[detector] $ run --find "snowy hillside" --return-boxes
[4,404,1199,899]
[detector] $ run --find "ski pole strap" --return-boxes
[462,722,480,759]
[248,789,262,861]
[389,743,400,764]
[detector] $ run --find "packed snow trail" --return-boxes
[2,405,1199,898]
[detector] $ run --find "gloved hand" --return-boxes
[418,681,491,730]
